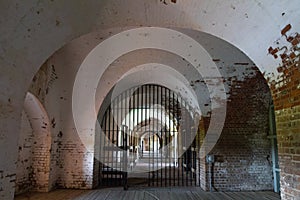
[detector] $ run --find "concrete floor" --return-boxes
[15,187,281,200]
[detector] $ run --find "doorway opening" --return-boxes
[97,84,201,188]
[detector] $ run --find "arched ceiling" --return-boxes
[42,26,267,156]
[71,27,228,151]
[1,1,299,125]
[95,28,260,118]
[1,0,299,87]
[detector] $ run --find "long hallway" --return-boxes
[2,1,300,200]
[15,187,280,200]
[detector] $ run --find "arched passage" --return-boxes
[1,1,299,199]
[96,84,199,187]
[7,26,280,193]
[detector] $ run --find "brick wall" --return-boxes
[55,140,94,189]
[272,65,300,199]
[200,69,273,191]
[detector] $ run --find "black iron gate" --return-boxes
[98,84,200,188]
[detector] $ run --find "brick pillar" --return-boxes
[272,66,300,199]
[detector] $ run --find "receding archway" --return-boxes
[96,84,200,187]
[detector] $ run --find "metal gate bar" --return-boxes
[99,84,200,188]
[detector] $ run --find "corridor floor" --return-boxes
[15,187,281,200]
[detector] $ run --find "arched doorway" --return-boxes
[97,84,200,188]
